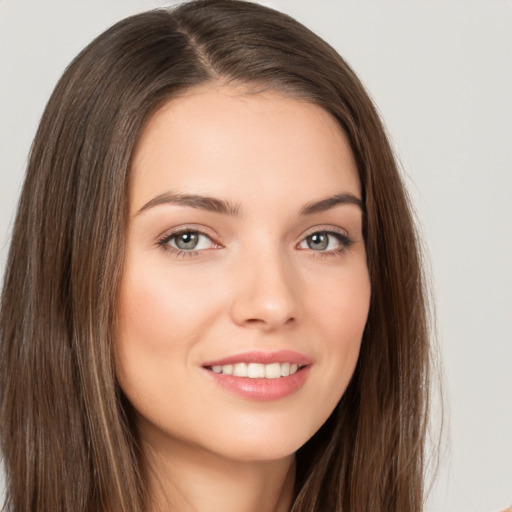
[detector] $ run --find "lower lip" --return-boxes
[204,365,311,401]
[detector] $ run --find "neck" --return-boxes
[143,437,296,512]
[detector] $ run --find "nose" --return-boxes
[229,247,300,331]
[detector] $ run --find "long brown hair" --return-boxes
[0,1,432,511]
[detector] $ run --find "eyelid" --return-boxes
[299,225,350,240]
[156,225,222,256]
[296,225,355,255]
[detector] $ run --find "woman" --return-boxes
[0,1,431,511]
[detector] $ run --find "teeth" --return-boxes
[233,363,248,377]
[210,362,302,378]
[265,363,281,379]
[248,363,265,378]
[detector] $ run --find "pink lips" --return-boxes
[202,350,313,401]
[202,350,312,368]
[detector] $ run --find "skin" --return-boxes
[116,85,371,512]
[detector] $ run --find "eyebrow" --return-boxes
[299,193,364,215]
[136,191,364,217]
[137,192,242,216]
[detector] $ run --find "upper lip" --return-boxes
[202,350,313,368]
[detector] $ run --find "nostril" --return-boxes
[244,318,267,326]
[243,316,296,329]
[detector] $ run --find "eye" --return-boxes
[297,230,353,253]
[160,230,216,252]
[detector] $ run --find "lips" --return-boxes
[202,350,312,400]
[203,349,312,367]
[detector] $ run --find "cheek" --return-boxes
[309,257,371,337]
[114,261,223,434]
[116,261,220,353]
[114,261,217,402]
[310,265,370,392]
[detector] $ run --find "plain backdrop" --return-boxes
[0,1,511,511]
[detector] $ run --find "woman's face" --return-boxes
[116,86,371,463]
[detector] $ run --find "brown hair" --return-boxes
[0,1,432,511]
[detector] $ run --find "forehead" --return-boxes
[130,85,361,212]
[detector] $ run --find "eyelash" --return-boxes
[299,227,354,258]
[156,227,354,258]
[157,227,218,258]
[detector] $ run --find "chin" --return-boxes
[204,437,302,463]
[195,414,326,464]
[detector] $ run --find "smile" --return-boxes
[202,350,312,400]
[208,362,301,379]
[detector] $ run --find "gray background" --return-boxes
[1,1,511,510]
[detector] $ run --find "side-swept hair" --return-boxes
[0,1,431,511]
